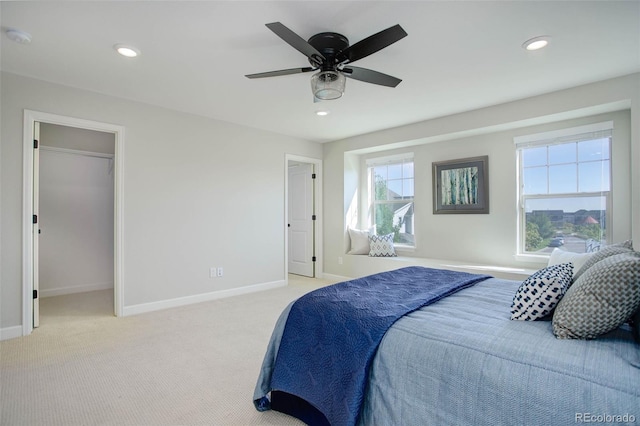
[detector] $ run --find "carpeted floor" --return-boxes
[0,275,337,425]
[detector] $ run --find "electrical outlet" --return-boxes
[338,257,343,265]
[217,267,224,277]
[210,267,216,278]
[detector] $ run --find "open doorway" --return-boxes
[285,155,323,280]
[22,110,124,336]
[37,123,115,325]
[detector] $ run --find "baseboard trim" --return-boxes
[41,282,114,298]
[122,280,286,317]
[1,325,24,341]
[321,273,351,282]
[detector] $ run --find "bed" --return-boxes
[254,259,640,425]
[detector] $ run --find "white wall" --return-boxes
[39,148,115,297]
[323,73,640,278]
[1,71,322,333]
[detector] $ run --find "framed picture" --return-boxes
[433,155,489,214]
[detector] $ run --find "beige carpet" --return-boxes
[1,275,337,425]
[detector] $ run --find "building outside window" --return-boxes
[367,154,415,247]
[516,122,612,254]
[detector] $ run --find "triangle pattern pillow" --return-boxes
[511,263,573,321]
[368,233,397,257]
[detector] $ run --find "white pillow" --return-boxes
[347,228,371,255]
[547,248,593,278]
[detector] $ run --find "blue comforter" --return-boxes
[254,266,490,425]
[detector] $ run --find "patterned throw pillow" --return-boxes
[572,240,634,282]
[511,263,573,321]
[368,234,397,257]
[552,251,640,339]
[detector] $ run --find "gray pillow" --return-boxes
[572,240,634,282]
[553,251,640,339]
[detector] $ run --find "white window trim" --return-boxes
[366,153,415,248]
[513,121,613,147]
[515,122,613,258]
[365,152,414,166]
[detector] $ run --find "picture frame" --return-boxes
[433,155,489,214]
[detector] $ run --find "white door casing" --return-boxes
[22,110,124,336]
[32,122,40,328]
[288,162,314,277]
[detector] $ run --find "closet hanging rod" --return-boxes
[40,145,114,159]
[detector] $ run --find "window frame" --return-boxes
[515,122,613,258]
[366,153,415,249]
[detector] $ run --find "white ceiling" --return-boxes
[1,1,639,143]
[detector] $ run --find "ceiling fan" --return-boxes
[245,22,408,101]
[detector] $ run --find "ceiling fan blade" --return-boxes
[265,22,325,65]
[245,67,315,79]
[342,66,402,87]
[338,24,407,64]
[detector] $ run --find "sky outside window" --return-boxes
[522,138,610,212]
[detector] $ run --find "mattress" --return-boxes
[360,277,640,425]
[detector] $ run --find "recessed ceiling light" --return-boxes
[5,28,32,44]
[113,44,140,58]
[316,110,330,116]
[522,36,550,51]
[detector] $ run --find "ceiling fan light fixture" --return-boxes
[311,70,345,100]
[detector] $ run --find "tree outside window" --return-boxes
[369,157,414,246]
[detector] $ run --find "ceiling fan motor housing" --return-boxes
[307,32,349,70]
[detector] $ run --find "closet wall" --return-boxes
[39,123,115,297]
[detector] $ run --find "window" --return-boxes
[367,155,414,247]
[516,122,612,255]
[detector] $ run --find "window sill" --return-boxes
[394,245,415,254]
[513,253,549,264]
[345,254,537,281]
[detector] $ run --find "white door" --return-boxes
[288,163,314,277]
[33,122,40,328]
